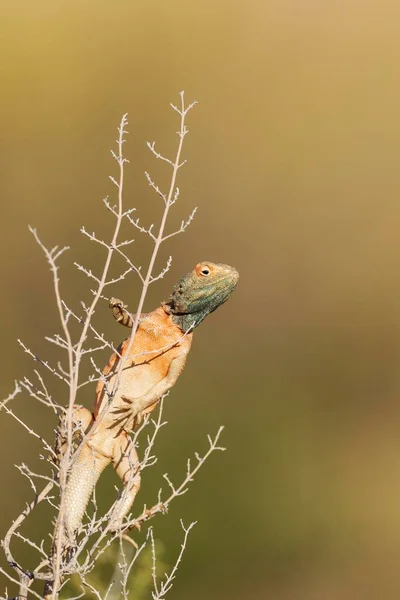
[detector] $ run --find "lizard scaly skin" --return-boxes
[62,262,239,537]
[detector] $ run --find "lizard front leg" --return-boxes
[109,297,134,328]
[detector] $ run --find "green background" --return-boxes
[2,1,400,598]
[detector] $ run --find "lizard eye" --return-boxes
[200,267,210,276]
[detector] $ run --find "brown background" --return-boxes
[2,1,400,598]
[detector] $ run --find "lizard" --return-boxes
[61,261,239,539]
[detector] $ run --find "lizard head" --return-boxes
[164,262,239,332]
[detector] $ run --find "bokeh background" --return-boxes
[2,1,400,598]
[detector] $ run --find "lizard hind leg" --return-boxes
[108,432,141,532]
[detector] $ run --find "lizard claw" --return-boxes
[109,298,134,328]
[109,297,125,309]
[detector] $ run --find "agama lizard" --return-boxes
[62,262,239,537]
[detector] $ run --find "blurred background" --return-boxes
[2,0,400,598]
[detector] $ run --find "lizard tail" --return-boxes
[63,443,111,538]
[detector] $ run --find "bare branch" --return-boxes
[0,381,22,411]
[149,256,173,284]
[145,171,167,204]
[126,426,225,531]
[151,521,197,599]
[126,214,157,241]
[162,206,198,241]
[104,266,135,286]
[74,262,101,284]
[1,404,56,458]
[146,142,174,166]
[17,340,68,383]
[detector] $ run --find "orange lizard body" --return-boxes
[62,262,238,537]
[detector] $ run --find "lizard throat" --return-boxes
[163,304,209,333]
